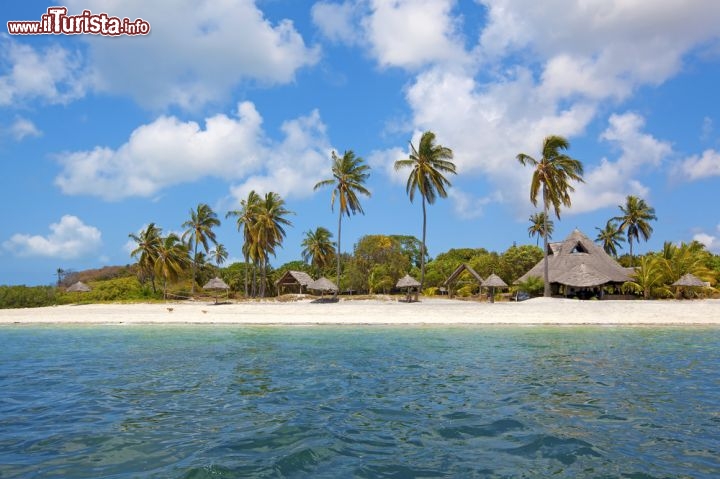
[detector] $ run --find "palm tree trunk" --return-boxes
[243,252,249,297]
[337,208,342,296]
[420,196,427,291]
[543,189,551,298]
[191,242,198,295]
[629,238,634,267]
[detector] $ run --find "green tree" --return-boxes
[517,135,584,297]
[622,255,672,299]
[154,233,190,299]
[226,191,262,297]
[595,220,624,257]
[613,195,657,266]
[128,223,162,292]
[253,192,294,297]
[182,203,220,295]
[528,212,554,246]
[314,150,371,293]
[209,244,228,269]
[301,227,335,273]
[394,131,456,290]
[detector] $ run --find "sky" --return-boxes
[1,0,719,286]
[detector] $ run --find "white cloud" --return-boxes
[675,149,720,181]
[64,0,319,110]
[448,189,502,220]
[0,36,88,106]
[55,102,333,201]
[571,113,671,213]
[693,225,720,254]
[312,1,363,45]
[8,117,42,141]
[3,215,102,259]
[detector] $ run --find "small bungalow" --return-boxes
[443,263,484,298]
[274,270,314,295]
[516,229,632,299]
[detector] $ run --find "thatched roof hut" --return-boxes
[66,281,91,292]
[203,276,230,304]
[308,277,338,295]
[481,273,508,303]
[672,273,706,288]
[443,263,484,297]
[396,274,420,289]
[516,229,631,297]
[275,270,314,295]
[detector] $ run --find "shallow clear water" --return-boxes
[0,325,719,478]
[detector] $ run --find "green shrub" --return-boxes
[0,285,59,309]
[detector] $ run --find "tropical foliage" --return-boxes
[301,227,335,274]
[314,150,371,293]
[517,135,584,296]
[613,195,657,265]
[595,220,624,257]
[528,212,554,246]
[394,131,456,289]
[182,203,221,294]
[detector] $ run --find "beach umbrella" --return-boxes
[203,276,230,304]
[396,274,420,302]
[671,273,706,288]
[66,281,91,293]
[481,273,508,303]
[308,277,338,298]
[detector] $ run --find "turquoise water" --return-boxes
[0,326,719,478]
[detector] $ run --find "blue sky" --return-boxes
[2,0,719,286]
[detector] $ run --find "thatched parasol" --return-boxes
[396,274,421,302]
[203,276,230,304]
[308,277,338,297]
[672,273,706,288]
[481,273,508,303]
[66,281,91,293]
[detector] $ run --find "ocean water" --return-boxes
[0,325,718,478]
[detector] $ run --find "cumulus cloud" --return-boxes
[312,1,363,45]
[55,102,332,201]
[0,35,88,106]
[693,225,720,254]
[674,149,720,181]
[8,117,42,141]
[3,215,102,259]
[64,0,319,110]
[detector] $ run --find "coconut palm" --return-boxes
[301,227,335,272]
[622,255,672,300]
[394,131,456,290]
[154,233,190,299]
[517,135,584,297]
[314,150,371,293]
[528,212,554,246]
[613,195,657,266]
[253,192,294,297]
[209,244,228,269]
[128,223,162,292]
[182,203,221,295]
[595,220,624,257]
[226,191,262,297]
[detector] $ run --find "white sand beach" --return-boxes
[1,297,719,325]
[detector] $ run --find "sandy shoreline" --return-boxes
[1,297,719,325]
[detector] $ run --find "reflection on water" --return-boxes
[0,325,719,478]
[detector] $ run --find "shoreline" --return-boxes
[1,297,719,326]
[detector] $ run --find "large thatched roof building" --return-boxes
[275,270,314,295]
[516,229,632,297]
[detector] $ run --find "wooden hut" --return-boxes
[443,263,484,298]
[396,274,421,302]
[274,270,314,295]
[308,277,339,299]
[516,229,631,298]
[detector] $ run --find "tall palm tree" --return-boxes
[182,203,221,295]
[528,212,554,246]
[154,233,190,299]
[253,192,294,297]
[613,195,657,266]
[517,135,584,297]
[209,244,228,269]
[226,191,262,297]
[128,223,162,292]
[394,131,456,290]
[301,227,335,272]
[314,150,371,293]
[595,220,624,257]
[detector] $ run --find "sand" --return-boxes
[1,297,719,325]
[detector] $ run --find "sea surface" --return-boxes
[0,324,718,478]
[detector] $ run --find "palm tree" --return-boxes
[517,135,584,297]
[128,223,162,292]
[314,150,371,293]
[394,131,456,290]
[154,233,190,299]
[182,203,221,295]
[253,192,294,297]
[622,255,672,300]
[209,244,228,269]
[595,220,624,257]
[613,195,657,266]
[528,212,554,246]
[301,227,335,272]
[226,191,262,297]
